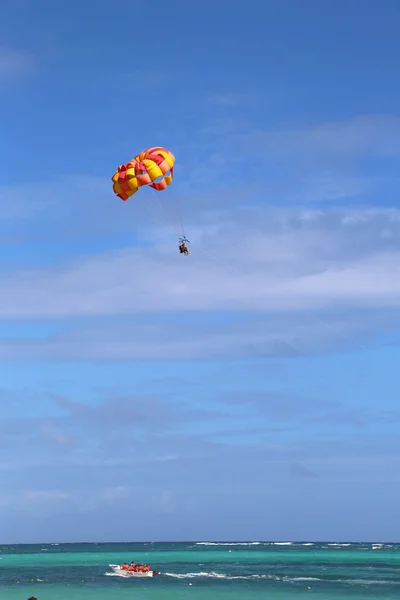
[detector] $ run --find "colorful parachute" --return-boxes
[111,146,175,201]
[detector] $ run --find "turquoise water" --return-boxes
[1,541,399,600]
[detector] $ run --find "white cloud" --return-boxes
[0,316,367,361]
[0,208,399,359]
[1,206,400,320]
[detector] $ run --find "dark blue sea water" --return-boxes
[1,541,399,600]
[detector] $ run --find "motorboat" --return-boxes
[109,564,160,577]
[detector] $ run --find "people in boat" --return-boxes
[120,561,151,572]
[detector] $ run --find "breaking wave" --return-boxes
[195,542,262,546]
[195,541,294,547]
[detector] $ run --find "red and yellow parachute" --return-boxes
[111,146,175,201]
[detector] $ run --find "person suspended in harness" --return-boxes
[178,236,190,255]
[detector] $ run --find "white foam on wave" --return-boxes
[283,576,398,585]
[195,541,302,547]
[271,542,293,545]
[104,569,159,579]
[284,576,321,582]
[346,578,398,586]
[195,542,261,546]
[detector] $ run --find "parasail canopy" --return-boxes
[111,146,175,201]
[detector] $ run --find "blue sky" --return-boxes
[1,0,400,543]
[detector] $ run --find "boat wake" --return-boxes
[165,571,278,580]
[163,571,399,585]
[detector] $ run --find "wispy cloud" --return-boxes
[0,200,400,360]
[259,115,400,160]
[1,206,400,315]
[176,113,400,204]
[0,47,33,80]
[290,462,319,479]
[23,489,70,503]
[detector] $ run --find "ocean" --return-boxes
[0,541,399,600]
